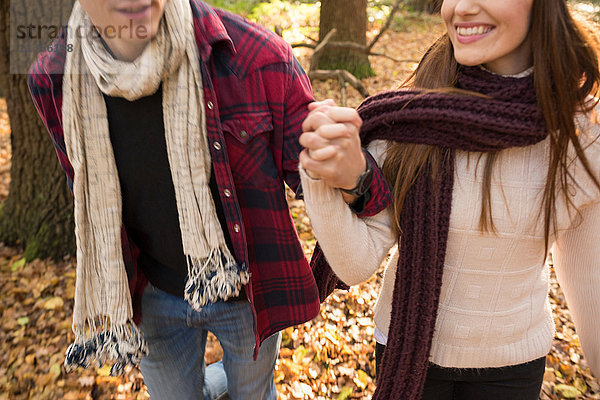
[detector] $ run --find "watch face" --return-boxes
[358,167,373,195]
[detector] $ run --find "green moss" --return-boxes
[23,222,74,261]
[317,57,376,79]
[351,64,376,80]
[23,239,40,261]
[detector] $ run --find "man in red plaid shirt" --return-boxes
[27,0,391,398]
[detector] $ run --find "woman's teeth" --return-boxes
[457,26,492,36]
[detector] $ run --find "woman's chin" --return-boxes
[453,54,486,68]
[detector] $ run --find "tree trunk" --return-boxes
[0,0,76,260]
[317,0,374,79]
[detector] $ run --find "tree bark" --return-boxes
[0,0,76,260]
[317,0,374,79]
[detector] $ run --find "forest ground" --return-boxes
[1,2,600,399]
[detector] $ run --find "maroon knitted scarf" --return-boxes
[311,65,548,399]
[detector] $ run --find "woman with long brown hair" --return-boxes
[298,0,600,398]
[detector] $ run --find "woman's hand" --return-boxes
[299,100,366,193]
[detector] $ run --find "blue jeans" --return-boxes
[139,284,280,400]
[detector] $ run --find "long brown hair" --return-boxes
[382,0,600,253]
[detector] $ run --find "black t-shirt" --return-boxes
[103,86,235,297]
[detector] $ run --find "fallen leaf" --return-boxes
[49,362,61,380]
[560,363,576,377]
[290,381,313,399]
[575,377,588,394]
[10,258,25,272]
[44,296,64,310]
[555,384,582,398]
[353,369,370,390]
[96,365,112,377]
[337,386,353,400]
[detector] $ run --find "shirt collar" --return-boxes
[478,64,534,78]
[190,0,236,63]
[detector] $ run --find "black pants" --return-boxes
[375,343,546,400]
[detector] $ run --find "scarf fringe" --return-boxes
[64,319,148,376]
[184,248,250,310]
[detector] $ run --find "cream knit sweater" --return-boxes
[301,103,600,373]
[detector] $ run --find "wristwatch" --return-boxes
[339,152,373,197]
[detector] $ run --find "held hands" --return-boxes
[299,100,367,197]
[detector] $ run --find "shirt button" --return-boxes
[213,141,222,151]
[233,224,240,233]
[224,189,232,198]
[240,130,248,138]
[207,101,214,110]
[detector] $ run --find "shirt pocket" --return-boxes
[221,111,279,187]
[222,111,273,145]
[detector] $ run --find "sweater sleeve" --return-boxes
[301,141,396,286]
[552,201,600,377]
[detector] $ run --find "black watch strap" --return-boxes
[339,149,374,197]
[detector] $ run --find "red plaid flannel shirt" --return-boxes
[27,0,392,351]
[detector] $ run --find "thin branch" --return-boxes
[367,0,403,51]
[322,41,370,52]
[310,28,337,72]
[293,41,417,63]
[291,43,317,49]
[369,52,418,63]
[308,69,370,98]
[274,25,284,37]
[339,76,347,107]
[305,34,320,44]
[292,0,405,62]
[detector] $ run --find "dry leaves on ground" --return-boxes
[2,5,600,400]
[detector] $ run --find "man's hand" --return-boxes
[299,100,367,195]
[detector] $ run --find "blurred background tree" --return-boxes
[316,0,374,79]
[406,0,440,13]
[0,0,75,260]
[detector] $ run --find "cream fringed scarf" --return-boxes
[62,0,249,375]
